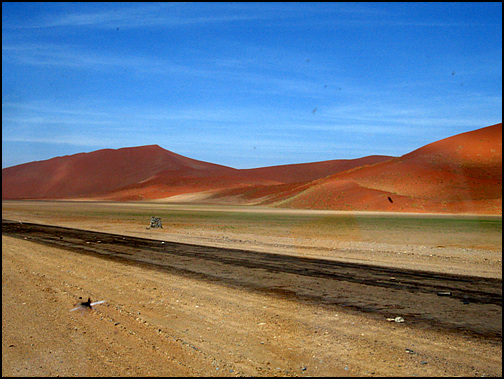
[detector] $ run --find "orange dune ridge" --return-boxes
[2,123,501,214]
[262,123,502,213]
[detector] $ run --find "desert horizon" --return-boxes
[3,4,501,377]
[2,197,502,376]
[2,123,502,215]
[3,123,501,375]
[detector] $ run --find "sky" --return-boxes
[2,2,502,169]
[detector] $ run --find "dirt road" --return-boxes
[2,219,502,376]
[2,219,501,337]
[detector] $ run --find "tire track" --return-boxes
[3,219,501,339]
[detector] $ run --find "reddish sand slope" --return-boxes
[1,145,236,200]
[2,145,387,202]
[261,123,502,213]
[2,124,501,214]
[240,156,393,184]
[94,172,282,201]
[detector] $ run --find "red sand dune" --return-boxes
[2,144,385,202]
[255,123,501,214]
[240,156,393,184]
[1,145,237,200]
[2,123,502,214]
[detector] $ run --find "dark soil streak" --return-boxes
[3,219,501,340]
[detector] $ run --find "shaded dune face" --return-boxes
[2,124,502,214]
[2,145,237,200]
[1,146,393,202]
[273,123,501,213]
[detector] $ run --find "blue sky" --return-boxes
[2,2,502,169]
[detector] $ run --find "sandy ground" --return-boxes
[2,235,502,377]
[1,201,501,279]
[2,201,502,376]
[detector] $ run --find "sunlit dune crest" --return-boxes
[2,124,501,214]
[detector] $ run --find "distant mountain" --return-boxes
[2,123,501,214]
[2,144,389,201]
[1,145,236,200]
[240,155,393,184]
[240,123,501,214]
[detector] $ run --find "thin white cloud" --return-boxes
[2,42,185,75]
[2,3,500,169]
[4,3,285,30]
[2,135,113,147]
[2,37,335,98]
[2,101,111,117]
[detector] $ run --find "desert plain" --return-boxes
[2,200,502,377]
